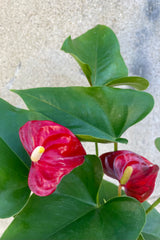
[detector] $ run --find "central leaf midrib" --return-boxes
[46,201,97,240]
[55,191,97,207]
[44,189,99,239]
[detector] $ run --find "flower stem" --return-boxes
[146,197,160,214]
[95,142,99,157]
[118,185,122,197]
[114,142,118,151]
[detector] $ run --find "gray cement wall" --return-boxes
[0,0,160,235]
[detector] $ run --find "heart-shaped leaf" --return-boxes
[0,138,30,218]
[0,98,50,166]
[99,181,160,240]
[13,86,154,144]
[1,155,145,240]
[141,202,160,240]
[47,197,145,240]
[106,76,149,90]
[61,25,128,86]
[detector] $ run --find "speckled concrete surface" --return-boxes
[0,0,160,235]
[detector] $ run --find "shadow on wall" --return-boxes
[145,0,160,21]
[131,0,160,80]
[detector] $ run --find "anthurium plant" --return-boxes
[1,25,160,240]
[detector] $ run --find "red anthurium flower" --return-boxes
[100,150,159,202]
[19,120,86,196]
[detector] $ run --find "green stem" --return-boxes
[95,142,99,156]
[146,197,160,214]
[114,142,118,151]
[118,185,122,197]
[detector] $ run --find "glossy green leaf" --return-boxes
[155,138,160,152]
[13,86,154,144]
[0,138,30,218]
[2,155,145,240]
[141,233,160,240]
[47,197,145,240]
[61,25,128,86]
[98,179,119,205]
[0,98,50,166]
[99,181,160,240]
[141,202,160,240]
[106,76,149,90]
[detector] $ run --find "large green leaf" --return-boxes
[0,98,50,166]
[106,76,149,90]
[2,155,145,240]
[141,202,160,240]
[99,181,160,240]
[47,197,145,240]
[141,233,160,240]
[61,25,128,86]
[0,138,30,218]
[13,86,154,144]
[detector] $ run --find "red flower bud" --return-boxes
[19,120,86,196]
[100,150,159,202]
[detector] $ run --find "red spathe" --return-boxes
[100,150,159,202]
[19,120,86,196]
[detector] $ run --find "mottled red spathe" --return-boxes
[100,150,159,202]
[19,120,86,196]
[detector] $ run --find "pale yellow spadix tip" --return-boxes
[31,146,45,162]
[39,146,45,154]
[120,166,133,185]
